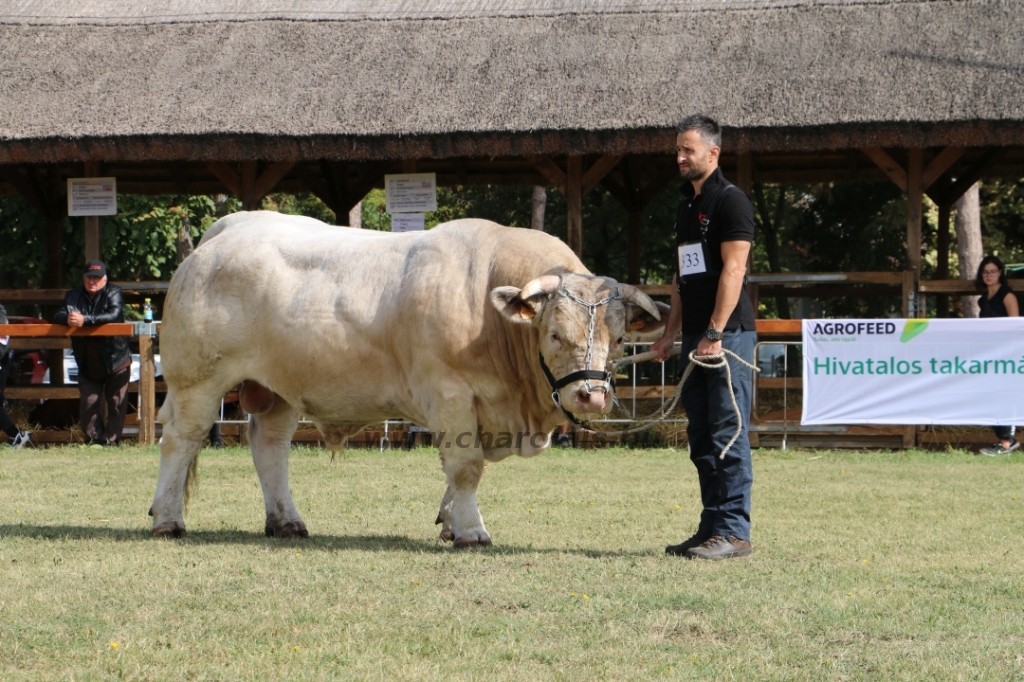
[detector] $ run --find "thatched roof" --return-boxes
[1,0,1021,160]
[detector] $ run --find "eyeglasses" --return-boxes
[982,269,1000,276]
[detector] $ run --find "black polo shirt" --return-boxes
[675,167,757,334]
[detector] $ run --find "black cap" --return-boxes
[84,260,107,278]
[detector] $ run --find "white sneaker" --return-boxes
[11,430,30,449]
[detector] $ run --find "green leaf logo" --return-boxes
[900,319,929,343]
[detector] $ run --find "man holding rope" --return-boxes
[651,114,757,560]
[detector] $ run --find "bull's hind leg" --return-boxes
[248,397,307,538]
[435,484,455,542]
[150,386,221,537]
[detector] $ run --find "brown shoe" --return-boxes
[665,533,706,556]
[686,535,752,560]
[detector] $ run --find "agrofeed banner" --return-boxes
[802,318,1024,425]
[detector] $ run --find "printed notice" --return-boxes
[391,213,425,232]
[68,177,118,216]
[385,173,437,214]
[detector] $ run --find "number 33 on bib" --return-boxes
[678,241,708,278]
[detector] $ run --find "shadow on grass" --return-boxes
[0,524,644,557]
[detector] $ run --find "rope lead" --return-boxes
[577,348,760,460]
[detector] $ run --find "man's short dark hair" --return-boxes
[676,114,722,149]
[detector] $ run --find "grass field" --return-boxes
[1,445,1023,681]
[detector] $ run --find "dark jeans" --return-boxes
[0,362,18,438]
[680,327,757,541]
[993,425,1016,442]
[78,367,131,444]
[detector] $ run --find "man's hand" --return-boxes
[695,337,722,357]
[66,311,85,328]
[650,335,676,362]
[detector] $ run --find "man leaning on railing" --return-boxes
[54,260,132,446]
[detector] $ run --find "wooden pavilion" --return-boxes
[1,0,1022,447]
[2,0,1022,287]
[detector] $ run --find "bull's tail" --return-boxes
[183,453,200,509]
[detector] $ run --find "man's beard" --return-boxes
[679,161,707,182]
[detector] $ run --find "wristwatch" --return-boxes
[704,326,724,341]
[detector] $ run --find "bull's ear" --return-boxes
[626,301,670,341]
[491,275,561,324]
[491,286,537,323]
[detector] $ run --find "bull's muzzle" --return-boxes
[572,382,611,413]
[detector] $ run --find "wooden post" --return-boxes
[566,156,582,257]
[901,270,915,318]
[906,149,924,276]
[241,161,258,210]
[83,161,102,262]
[935,198,952,317]
[138,329,156,445]
[627,209,641,284]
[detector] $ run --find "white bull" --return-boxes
[149,212,665,546]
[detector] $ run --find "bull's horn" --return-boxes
[619,284,661,320]
[519,275,561,300]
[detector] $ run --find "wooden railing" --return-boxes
[0,323,159,445]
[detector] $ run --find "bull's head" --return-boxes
[491,273,667,419]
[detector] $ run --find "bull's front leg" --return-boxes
[439,451,490,548]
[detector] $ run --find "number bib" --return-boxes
[678,241,708,278]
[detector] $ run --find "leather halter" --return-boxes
[538,354,613,426]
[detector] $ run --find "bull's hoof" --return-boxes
[152,523,186,538]
[439,528,455,542]
[453,536,493,549]
[265,521,309,538]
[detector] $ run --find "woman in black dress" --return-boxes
[976,256,1019,456]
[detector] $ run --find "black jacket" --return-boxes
[0,302,9,369]
[54,284,131,375]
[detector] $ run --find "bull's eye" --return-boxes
[615,336,624,346]
[550,332,562,345]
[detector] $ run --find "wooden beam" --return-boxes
[639,166,680,207]
[581,154,623,195]
[252,161,296,201]
[83,160,102,263]
[206,162,242,197]
[138,331,157,446]
[566,156,582,257]
[945,147,1007,205]
[0,323,136,337]
[528,155,567,194]
[736,151,753,194]
[344,160,397,213]
[906,149,924,275]
[291,163,338,215]
[861,148,907,191]
[402,159,417,173]
[921,146,965,191]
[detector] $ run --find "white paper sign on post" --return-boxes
[391,213,425,232]
[385,173,437,214]
[68,177,118,216]
[802,318,1024,425]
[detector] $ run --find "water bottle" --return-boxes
[143,298,154,322]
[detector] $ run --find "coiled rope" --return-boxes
[574,347,760,459]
